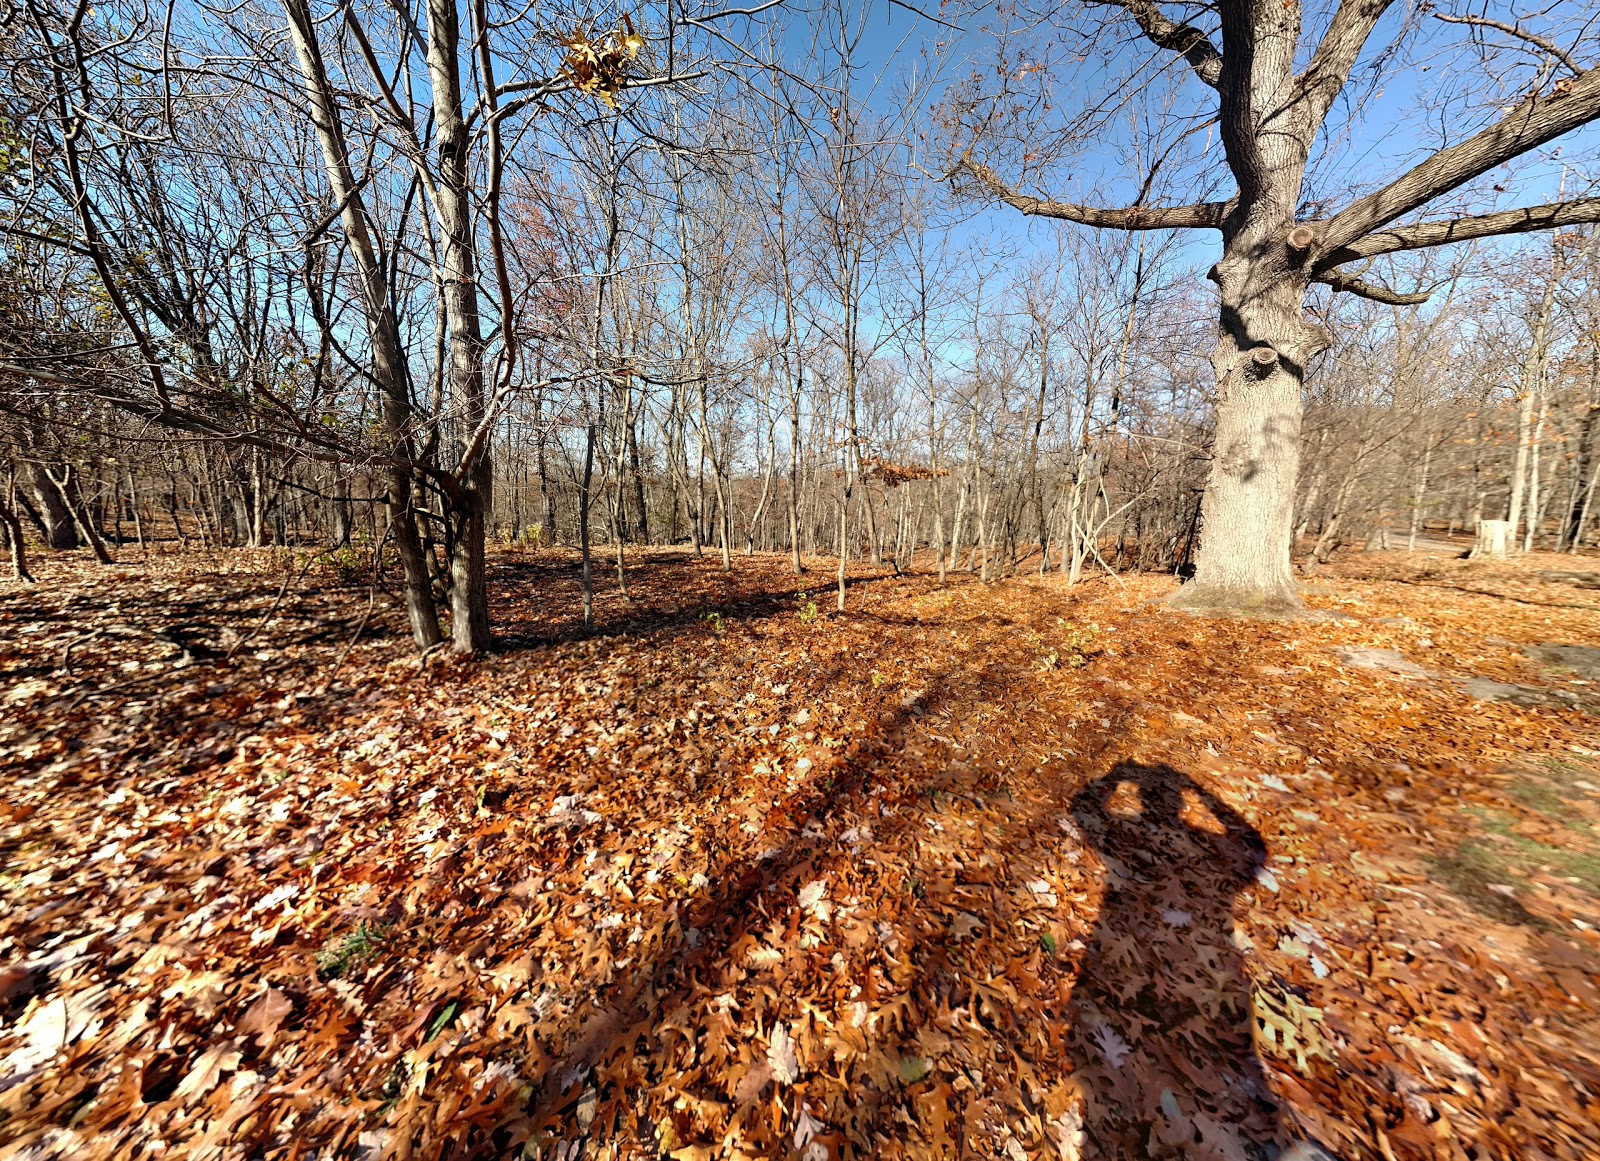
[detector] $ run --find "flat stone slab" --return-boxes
[1333,647,1433,678]
[1332,645,1599,715]
[1524,644,1600,679]
[1457,677,1587,712]
[1535,571,1600,591]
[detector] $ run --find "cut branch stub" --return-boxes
[1249,347,1280,372]
[1286,224,1316,251]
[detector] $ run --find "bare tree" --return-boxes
[959,0,1600,610]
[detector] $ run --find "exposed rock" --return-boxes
[1524,644,1600,679]
[1332,647,1433,678]
[1534,570,1600,591]
[1457,677,1586,712]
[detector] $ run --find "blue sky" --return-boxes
[799,0,1600,294]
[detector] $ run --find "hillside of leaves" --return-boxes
[2,546,1599,1161]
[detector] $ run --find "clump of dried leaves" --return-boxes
[1,547,1597,1160]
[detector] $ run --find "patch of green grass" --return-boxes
[1426,843,1539,927]
[1439,752,1600,924]
[1505,777,1570,816]
[1537,755,1598,784]
[1496,833,1600,896]
[315,921,390,980]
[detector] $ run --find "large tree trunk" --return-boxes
[1167,11,1323,614]
[49,465,114,564]
[629,409,649,545]
[580,423,596,628]
[1170,231,1324,613]
[1572,451,1600,553]
[1472,519,1510,560]
[535,391,556,545]
[26,461,78,550]
[788,409,804,575]
[1507,249,1561,543]
[330,474,352,548]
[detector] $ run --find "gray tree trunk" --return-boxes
[26,461,77,550]
[283,0,442,650]
[1472,519,1510,560]
[422,0,493,654]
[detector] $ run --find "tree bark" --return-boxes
[49,465,113,564]
[1170,299,1312,612]
[1168,19,1325,614]
[580,423,596,628]
[283,0,442,649]
[1,484,34,583]
[422,0,493,654]
[26,461,77,550]
[1472,518,1510,559]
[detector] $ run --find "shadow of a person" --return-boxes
[1065,763,1282,1159]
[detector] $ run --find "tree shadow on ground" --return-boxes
[487,551,812,648]
[486,550,932,649]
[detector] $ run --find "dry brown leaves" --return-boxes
[1,546,1597,1161]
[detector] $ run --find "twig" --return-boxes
[418,640,451,673]
[322,522,391,689]
[225,548,327,662]
[323,584,378,690]
[1431,12,1583,76]
[61,629,103,675]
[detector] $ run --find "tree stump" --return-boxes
[1471,519,1510,559]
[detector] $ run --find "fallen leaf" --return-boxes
[768,1024,800,1085]
[172,1042,242,1105]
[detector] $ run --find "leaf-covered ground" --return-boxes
[2,547,1599,1161]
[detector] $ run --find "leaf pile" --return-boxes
[1,548,1598,1160]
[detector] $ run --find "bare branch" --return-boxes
[1088,0,1223,89]
[494,71,709,124]
[1312,269,1431,304]
[694,0,785,20]
[0,223,95,256]
[961,157,1229,231]
[1320,196,1600,264]
[1432,12,1583,77]
[1321,66,1600,252]
[885,0,964,33]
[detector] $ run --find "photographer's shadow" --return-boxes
[1066,763,1283,1158]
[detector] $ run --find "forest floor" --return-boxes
[2,544,1600,1161]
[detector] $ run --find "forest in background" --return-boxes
[3,0,1600,649]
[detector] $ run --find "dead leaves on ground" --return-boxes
[1,547,1598,1160]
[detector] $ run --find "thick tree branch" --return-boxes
[1321,65,1600,252]
[1319,196,1600,265]
[961,158,1229,230]
[1295,0,1396,128]
[1089,0,1223,89]
[1312,269,1431,304]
